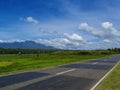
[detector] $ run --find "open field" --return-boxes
[96,62,120,90]
[0,54,113,75]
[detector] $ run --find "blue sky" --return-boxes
[0,0,120,49]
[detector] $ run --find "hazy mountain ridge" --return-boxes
[0,41,55,49]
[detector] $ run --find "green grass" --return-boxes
[0,54,113,75]
[96,62,120,90]
[0,62,13,67]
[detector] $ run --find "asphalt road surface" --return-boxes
[0,54,120,90]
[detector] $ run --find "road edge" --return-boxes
[90,60,120,90]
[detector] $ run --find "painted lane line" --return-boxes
[2,69,76,90]
[56,69,76,75]
[92,62,98,65]
[90,60,120,90]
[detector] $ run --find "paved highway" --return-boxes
[0,54,120,90]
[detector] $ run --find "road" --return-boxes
[0,54,120,90]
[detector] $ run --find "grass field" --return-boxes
[0,54,113,75]
[96,62,120,90]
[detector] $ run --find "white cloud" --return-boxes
[102,22,113,29]
[0,39,25,43]
[35,37,115,50]
[62,38,71,44]
[64,33,83,41]
[103,39,111,43]
[35,33,85,49]
[0,40,4,43]
[78,22,120,41]
[78,23,89,30]
[20,16,39,24]
[35,38,71,49]
[79,22,103,37]
[78,22,120,49]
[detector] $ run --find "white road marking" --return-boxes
[2,69,76,90]
[56,69,76,75]
[92,62,98,65]
[90,60,120,90]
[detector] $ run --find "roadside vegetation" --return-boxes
[0,48,118,75]
[96,63,120,90]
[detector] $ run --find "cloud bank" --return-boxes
[1,20,120,50]
[79,22,120,42]
[35,21,120,49]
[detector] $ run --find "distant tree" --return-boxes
[36,50,40,57]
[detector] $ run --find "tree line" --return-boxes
[0,48,119,55]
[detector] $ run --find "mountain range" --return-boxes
[0,41,55,49]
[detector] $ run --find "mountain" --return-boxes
[0,41,56,49]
